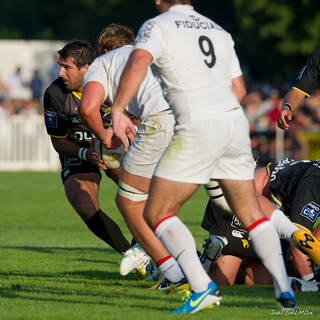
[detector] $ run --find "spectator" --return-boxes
[6,66,29,114]
[48,53,60,82]
[30,69,43,101]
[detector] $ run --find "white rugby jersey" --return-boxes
[135,5,242,124]
[83,45,168,121]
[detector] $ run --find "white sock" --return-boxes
[157,256,184,283]
[270,209,299,240]
[155,216,211,292]
[248,218,293,298]
[302,273,315,282]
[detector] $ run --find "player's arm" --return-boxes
[229,41,246,103]
[277,88,306,130]
[111,49,152,150]
[79,81,107,143]
[50,137,105,169]
[111,19,164,150]
[278,48,320,130]
[43,87,104,168]
[231,75,246,103]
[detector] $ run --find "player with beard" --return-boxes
[43,40,131,256]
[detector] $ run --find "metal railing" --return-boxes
[0,115,60,171]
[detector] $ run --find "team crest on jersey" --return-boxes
[44,110,57,128]
[300,202,320,222]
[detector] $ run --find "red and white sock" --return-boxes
[155,215,211,292]
[156,256,184,283]
[247,217,293,298]
[270,209,299,241]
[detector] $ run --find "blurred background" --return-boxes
[0,0,320,171]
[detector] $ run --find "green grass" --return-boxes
[0,172,319,319]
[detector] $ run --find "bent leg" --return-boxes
[219,179,292,297]
[116,169,168,261]
[64,172,100,220]
[64,172,130,254]
[244,257,273,285]
[145,176,213,292]
[209,255,242,286]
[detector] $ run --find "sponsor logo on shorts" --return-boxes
[44,110,57,128]
[241,239,249,248]
[231,215,246,231]
[300,202,320,222]
[232,230,245,239]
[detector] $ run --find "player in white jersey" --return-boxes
[79,24,185,285]
[108,1,296,314]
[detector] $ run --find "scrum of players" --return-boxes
[43,0,320,314]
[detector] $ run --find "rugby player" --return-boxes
[79,24,185,285]
[278,47,320,130]
[43,40,131,256]
[201,159,320,286]
[108,0,296,313]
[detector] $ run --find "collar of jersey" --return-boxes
[72,91,82,100]
[169,4,193,13]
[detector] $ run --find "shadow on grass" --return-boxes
[0,283,172,311]
[0,245,113,255]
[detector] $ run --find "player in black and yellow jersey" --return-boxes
[201,158,320,286]
[278,47,320,130]
[43,40,131,255]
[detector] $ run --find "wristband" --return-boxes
[78,147,88,161]
[281,103,292,111]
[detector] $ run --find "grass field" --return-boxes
[0,172,319,320]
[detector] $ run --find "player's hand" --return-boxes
[87,144,107,170]
[277,107,292,130]
[111,110,135,152]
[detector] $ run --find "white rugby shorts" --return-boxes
[122,109,175,178]
[154,108,254,184]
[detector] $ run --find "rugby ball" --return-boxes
[94,138,125,170]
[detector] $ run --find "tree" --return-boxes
[232,0,320,79]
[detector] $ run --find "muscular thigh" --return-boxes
[64,172,101,220]
[209,255,243,286]
[243,258,272,285]
[144,176,199,227]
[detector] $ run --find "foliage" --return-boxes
[0,1,319,83]
[232,0,320,79]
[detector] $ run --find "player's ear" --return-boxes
[81,64,89,74]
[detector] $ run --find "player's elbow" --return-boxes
[78,98,96,121]
[129,49,153,71]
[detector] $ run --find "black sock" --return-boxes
[85,209,131,254]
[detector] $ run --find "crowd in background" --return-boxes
[0,62,59,118]
[1,62,320,164]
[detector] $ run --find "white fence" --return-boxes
[0,115,60,171]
